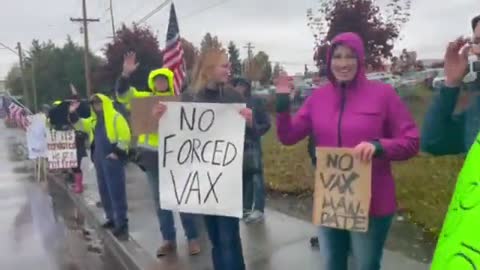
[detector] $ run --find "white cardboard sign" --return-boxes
[47,129,78,169]
[158,102,246,218]
[26,114,48,159]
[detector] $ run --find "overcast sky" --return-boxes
[0,0,479,79]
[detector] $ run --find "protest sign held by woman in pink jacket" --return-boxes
[275,32,420,270]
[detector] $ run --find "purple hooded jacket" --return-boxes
[276,33,420,216]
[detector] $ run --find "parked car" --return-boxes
[300,87,314,101]
[432,69,445,89]
[367,72,401,88]
[418,69,442,89]
[252,88,271,97]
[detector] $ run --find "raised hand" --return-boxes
[69,100,80,113]
[122,52,139,77]
[444,37,470,87]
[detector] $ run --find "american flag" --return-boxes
[8,102,21,121]
[162,3,185,95]
[18,110,30,130]
[8,101,30,130]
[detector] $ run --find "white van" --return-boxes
[367,72,401,88]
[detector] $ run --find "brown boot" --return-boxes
[188,240,201,256]
[156,241,176,257]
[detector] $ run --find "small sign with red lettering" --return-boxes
[46,130,78,169]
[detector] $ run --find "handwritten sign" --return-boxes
[130,96,180,136]
[313,147,372,232]
[158,102,246,218]
[46,129,78,169]
[26,114,48,159]
[431,135,480,270]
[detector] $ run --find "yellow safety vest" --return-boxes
[116,68,175,150]
[74,94,131,151]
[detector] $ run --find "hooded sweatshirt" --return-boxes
[70,94,131,161]
[115,68,175,170]
[276,32,420,216]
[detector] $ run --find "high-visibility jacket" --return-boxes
[116,68,175,150]
[74,94,131,152]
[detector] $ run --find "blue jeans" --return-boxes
[145,169,198,241]
[204,215,245,270]
[94,157,128,229]
[317,215,393,270]
[243,172,265,212]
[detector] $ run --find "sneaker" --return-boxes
[310,236,319,249]
[188,240,201,256]
[101,220,115,230]
[113,225,129,241]
[245,210,264,224]
[156,241,177,257]
[242,210,251,219]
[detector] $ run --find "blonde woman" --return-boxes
[153,48,250,270]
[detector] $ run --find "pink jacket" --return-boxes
[276,33,419,216]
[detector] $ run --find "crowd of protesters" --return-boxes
[4,13,480,270]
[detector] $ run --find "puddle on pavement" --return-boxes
[6,163,122,269]
[47,179,125,270]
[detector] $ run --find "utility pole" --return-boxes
[70,0,99,97]
[17,42,30,109]
[31,58,37,112]
[244,42,255,63]
[243,42,255,79]
[109,0,116,38]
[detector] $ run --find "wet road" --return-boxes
[0,123,118,270]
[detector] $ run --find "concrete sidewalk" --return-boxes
[69,158,430,270]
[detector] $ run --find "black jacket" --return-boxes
[48,100,90,130]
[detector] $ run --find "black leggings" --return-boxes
[72,158,82,173]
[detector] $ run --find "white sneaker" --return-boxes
[242,210,251,220]
[245,210,264,224]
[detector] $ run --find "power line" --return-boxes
[136,0,171,25]
[0,42,18,56]
[117,0,167,25]
[180,0,233,21]
[118,2,148,24]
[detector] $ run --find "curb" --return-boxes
[51,176,157,270]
